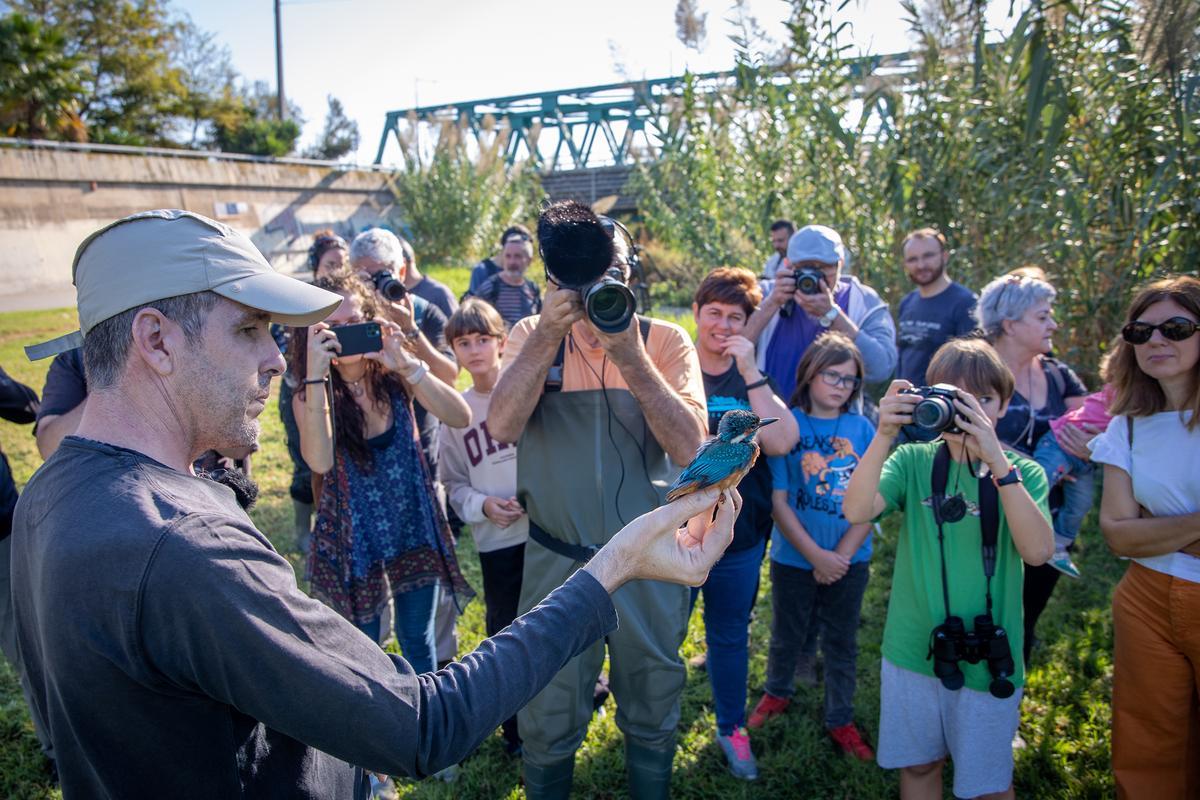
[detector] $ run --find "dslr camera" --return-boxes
[793,266,825,295]
[369,270,407,302]
[900,384,963,434]
[929,613,1016,699]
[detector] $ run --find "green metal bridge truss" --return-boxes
[374,52,919,171]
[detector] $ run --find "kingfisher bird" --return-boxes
[666,409,779,501]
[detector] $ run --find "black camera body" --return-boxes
[793,267,825,295]
[370,270,407,302]
[901,384,963,434]
[929,614,1016,699]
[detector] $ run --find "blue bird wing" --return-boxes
[666,439,753,501]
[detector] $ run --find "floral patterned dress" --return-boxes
[308,389,473,625]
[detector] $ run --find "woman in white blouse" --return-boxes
[1090,274,1200,799]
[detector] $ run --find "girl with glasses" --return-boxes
[749,332,877,762]
[1090,275,1200,798]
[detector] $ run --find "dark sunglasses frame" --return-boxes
[1121,316,1199,345]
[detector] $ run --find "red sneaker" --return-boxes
[829,723,875,761]
[746,693,790,729]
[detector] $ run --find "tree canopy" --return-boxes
[0,0,353,158]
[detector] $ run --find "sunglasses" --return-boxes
[818,369,862,390]
[1121,316,1199,345]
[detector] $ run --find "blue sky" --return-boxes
[174,0,1022,165]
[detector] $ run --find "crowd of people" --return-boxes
[0,204,1196,800]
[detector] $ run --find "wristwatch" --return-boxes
[992,464,1023,488]
[818,307,839,328]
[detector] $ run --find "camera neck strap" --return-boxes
[545,316,651,392]
[930,441,1001,619]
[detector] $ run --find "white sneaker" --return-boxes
[369,774,397,799]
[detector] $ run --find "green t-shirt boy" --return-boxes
[843,339,1055,797]
[876,442,1049,692]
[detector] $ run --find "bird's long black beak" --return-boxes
[756,417,779,428]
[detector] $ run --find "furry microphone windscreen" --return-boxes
[536,200,615,289]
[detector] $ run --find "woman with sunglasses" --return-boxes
[1090,275,1200,798]
[976,270,1093,661]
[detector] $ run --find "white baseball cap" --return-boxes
[26,209,342,360]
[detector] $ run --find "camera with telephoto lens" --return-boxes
[900,384,963,434]
[537,201,637,334]
[793,267,825,295]
[929,614,1016,699]
[370,270,407,302]
[583,266,637,334]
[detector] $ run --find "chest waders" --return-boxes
[515,318,690,800]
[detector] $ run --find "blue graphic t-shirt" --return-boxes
[768,408,876,569]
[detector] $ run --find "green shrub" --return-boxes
[388,115,545,267]
[633,0,1200,384]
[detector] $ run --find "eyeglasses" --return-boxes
[1121,316,1199,345]
[818,369,862,390]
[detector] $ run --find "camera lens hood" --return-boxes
[584,278,636,333]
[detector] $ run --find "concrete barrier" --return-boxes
[0,141,398,310]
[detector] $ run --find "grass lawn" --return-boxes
[0,268,1117,798]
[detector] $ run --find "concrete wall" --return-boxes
[0,145,397,309]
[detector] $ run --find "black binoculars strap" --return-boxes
[545,316,652,392]
[930,442,1001,618]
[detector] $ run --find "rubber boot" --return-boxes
[625,740,675,800]
[522,756,574,800]
[292,499,312,554]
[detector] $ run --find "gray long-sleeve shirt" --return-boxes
[11,436,617,799]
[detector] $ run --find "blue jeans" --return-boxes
[357,583,439,674]
[765,560,869,729]
[689,539,766,735]
[1033,430,1096,545]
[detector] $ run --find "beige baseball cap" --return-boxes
[26,209,342,360]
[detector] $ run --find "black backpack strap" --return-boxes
[546,337,566,392]
[1126,416,1134,448]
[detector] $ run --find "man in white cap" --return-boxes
[742,224,897,402]
[10,210,740,799]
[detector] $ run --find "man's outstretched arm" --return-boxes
[141,487,735,779]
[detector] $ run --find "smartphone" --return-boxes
[331,322,383,356]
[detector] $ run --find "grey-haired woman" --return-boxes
[978,270,1094,661]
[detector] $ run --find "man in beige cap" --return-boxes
[9,210,740,799]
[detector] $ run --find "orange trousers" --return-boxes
[1112,561,1200,799]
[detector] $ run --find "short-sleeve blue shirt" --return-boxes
[768,409,876,569]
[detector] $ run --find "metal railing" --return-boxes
[0,137,397,173]
[375,51,922,170]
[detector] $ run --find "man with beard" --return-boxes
[11,209,739,799]
[762,219,794,279]
[895,227,977,385]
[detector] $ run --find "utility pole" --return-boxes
[274,0,286,120]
